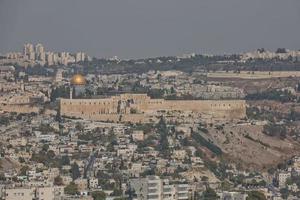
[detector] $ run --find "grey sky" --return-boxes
[0,0,299,59]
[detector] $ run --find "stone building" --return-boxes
[130,176,190,200]
[60,93,246,123]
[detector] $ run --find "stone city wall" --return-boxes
[0,104,40,113]
[60,94,246,123]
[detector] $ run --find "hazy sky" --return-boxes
[0,0,300,59]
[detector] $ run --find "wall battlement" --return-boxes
[60,94,246,123]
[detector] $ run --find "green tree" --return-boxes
[75,122,84,132]
[246,191,267,200]
[18,157,25,163]
[19,165,29,176]
[64,182,78,195]
[50,86,70,102]
[47,150,55,159]
[42,144,49,152]
[263,123,287,139]
[0,116,9,126]
[201,176,209,182]
[192,132,222,156]
[114,198,126,200]
[91,191,106,200]
[220,181,231,191]
[54,176,63,186]
[202,187,218,200]
[280,188,289,199]
[112,188,123,196]
[71,162,80,180]
[60,155,70,166]
[156,117,170,157]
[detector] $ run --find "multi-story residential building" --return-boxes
[54,69,63,83]
[76,52,86,62]
[60,52,70,65]
[36,187,55,200]
[23,43,34,60]
[132,130,145,142]
[46,52,54,66]
[4,186,64,200]
[130,176,189,200]
[35,43,45,57]
[35,43,46,63]
[218,191,247,200]
[5,187,35,200]
[0,65,15,79]
[89,178,99,189]
[277,171,291,188]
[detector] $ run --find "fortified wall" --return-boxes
[60,94,246,123]
[0,104,40,113]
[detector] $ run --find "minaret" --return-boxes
[20,80,25,92]
[70,85,73,99]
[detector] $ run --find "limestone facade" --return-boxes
[60,94,246,123]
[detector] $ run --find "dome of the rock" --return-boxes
[70,74,86,85]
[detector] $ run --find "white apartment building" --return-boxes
[23,43,34,60]
[75,52,86,62]
[35,43,46,63]
[130,176,189,200]
[36,187,55,200]
[89,178,99,189]
[277,171,291,188]
[4,186,64,200]
[35,43,45,55]
[5,188,35,200]
[132,130,145,141]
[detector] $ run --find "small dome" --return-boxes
[71,74,86,85]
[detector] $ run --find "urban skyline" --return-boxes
[0,0,300,59]
[3,42,300,61]
[1,1,300,200]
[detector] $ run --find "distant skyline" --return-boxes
[0,0,300,59]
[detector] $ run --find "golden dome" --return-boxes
[71,74,86,85]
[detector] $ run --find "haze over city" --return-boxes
[1,1,300,200]
[1,0,300,59]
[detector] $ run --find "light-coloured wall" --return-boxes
[0,105,40,113]
[5,188,35,200]
[60,94,246,123]
[206,71,300,79]
[36,187,55,200]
